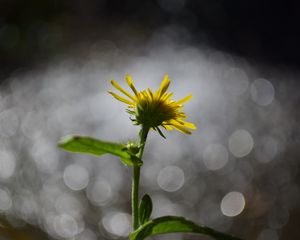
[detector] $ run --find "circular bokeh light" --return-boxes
[87,179,112,206]
[250,78,275,106]
[102,212,131,237]
[54,214,79,238]
[221,191,245,217]
[203,143,229,170]
[157,166,185,192]
[228,130,254,158]
[0,150,16,180]
[63,164,89,191]
[224,68,249,95]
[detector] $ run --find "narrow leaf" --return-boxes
[130,216,242,240]
[156,127,166,139]
[139,194,153,225]
[58,135,142,166]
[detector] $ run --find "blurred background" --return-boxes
[0,0,299,239]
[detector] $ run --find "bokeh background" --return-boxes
[0,1,300,240]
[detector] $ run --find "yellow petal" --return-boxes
[161,92,173,101]
[108,91,134,105]
[140,90,149,100]
[111,80,135,100]
[148,88,154,99]
[182,121,197,129]
[168,119,192,134]
[177,95,192,105]
[126,74,139,96]
[142,89,151,99]
[162,124,173,131]
[177,112,187,119]
[173,119,185,125]
[156,74,170,98]
[172,124,191,134]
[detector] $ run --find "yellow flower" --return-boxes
[108,74,196,135]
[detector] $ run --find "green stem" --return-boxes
[132,166,140,230]
[132,126,149,230]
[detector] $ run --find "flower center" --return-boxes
[134,97,176,128]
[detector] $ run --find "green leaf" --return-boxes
[58,135,142,166]
[139,194,153,225]
[130,216,242,240]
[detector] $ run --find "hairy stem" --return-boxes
[132,126,149,230]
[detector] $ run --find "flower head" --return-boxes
[108,74,196,135]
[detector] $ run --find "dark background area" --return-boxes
[0,1,300,240]
[0,0,300,81]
